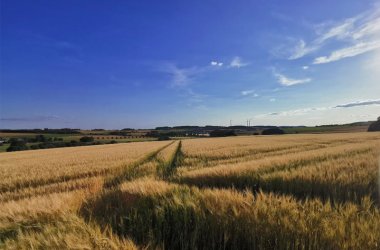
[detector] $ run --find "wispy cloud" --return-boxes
[240,89,259,97]
[314,18,356,43]
[255,99,380,118]
[334,99,380,108]
[0,115,60,122]
[313,40,380,64]
[182,89,210,110]
[274,72,311,86]
[159,57,248,87]
[288,40,319,60]
[288,5,380,63]
[258,107,327,117]
[186,89,208,102]
[158,63,200,87]
[240,90,255,96]
[229,56,249,68]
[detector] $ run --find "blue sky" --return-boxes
[1,0,380,129]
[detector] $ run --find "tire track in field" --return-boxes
[104,141,176,188]
[156,141,183,179]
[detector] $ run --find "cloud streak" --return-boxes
[159,56,249,87]
[275,72,311,86]
[288,39,319,60]
[313,40,380,64]
[289,5,380,63]
[229,57,249,68]
[240,90,255,96]
[256,99,380,118]
[334,99,380,108]
[158,63,200,87]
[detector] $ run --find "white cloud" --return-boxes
[255,99,380,118]
[158,63,203,87]
[255,107,325,118]
[302,66,309,70]
[334,99,380,108]
[210,61,223,66]
[351,12,380,40]
[169,66,193,86]
[313,40,380,64]
[288,40,319,60]
[289,19,356,60]
[269,98,276,102]
[315,18,355,42]
[288,5,380,63]
[159,57,249,87]
[240,90,259,97]
[275,72,311,86]
[230,56,249,68]
[241,90,255,96]
[273,108,325,117]
[160,59,230,87]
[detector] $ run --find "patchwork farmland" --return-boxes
[1,132,380,249]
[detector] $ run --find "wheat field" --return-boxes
[1,132,380,249]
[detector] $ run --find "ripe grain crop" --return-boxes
[82,179,380,250]
[0,140,170,193]
[1,132,380,249]
[180,133,380,168]
[177,136,380,204]
[1,212,137,250]
[0,140,172,248]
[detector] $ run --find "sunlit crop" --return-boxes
[1,132,380,249]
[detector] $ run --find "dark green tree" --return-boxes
[7,139,28,152]
[79,136,94,143]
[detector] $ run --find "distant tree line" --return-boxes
[261,127,285,135]
[144,131,171,140]
[210,130,236,137]
[146,131,187,138]
[6,136,117,152]
[0,128,81,134]
[4,135,64,144]
[146,130,211,138]
[109,131,130,136]
[208,127,285,137]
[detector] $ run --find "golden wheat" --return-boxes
[82,178,380,250]
[2,132,380,249]
[0,141,170,192]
